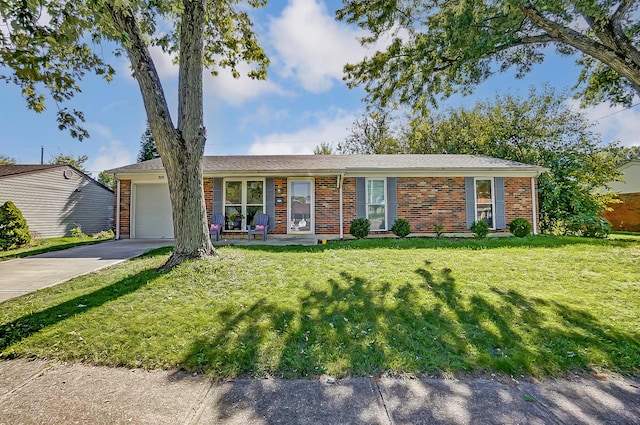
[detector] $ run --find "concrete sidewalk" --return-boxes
[0,360,638,424]
[0,239,172,303]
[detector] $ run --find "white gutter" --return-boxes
[338,173,344,239]
[531,177,538,235]
[115,179,121,240]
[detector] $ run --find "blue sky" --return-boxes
[1,0,639,177]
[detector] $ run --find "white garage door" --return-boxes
[134,184,174,238]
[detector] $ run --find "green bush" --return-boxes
[433,223,445,239]
[391,218,411,238]
[566,215,611,238]
[509,218,532,237]
[70,224,87,238]
[0,201,31,250]
[92,229,115,240]
[349,218,370,239]
[470,220,489,239]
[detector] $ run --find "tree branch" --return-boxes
[519,3,640,94]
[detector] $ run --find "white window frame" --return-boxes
[366,178,388,232]
[474,177,496,230]
[223,178,266,231]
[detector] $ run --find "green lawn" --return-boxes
[1,236,638,379]
[0,236,113,261]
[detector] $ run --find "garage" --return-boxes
[133,183,174,238]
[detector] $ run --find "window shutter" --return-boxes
[495,177,506,229]
[465,177,475,229]
[356,177,366,218]
[213,178,223,215]
[387,177,398,229]
[266,178,275,231]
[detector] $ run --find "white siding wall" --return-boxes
[0,167,114,238]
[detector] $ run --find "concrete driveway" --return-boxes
[0,239,172,303]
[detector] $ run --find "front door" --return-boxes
[288,179,314,234]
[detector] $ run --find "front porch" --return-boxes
[211,234,322,246]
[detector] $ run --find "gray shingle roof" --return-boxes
[108,154,544,175]
[0,164,64,178]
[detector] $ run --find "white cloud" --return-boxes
[239,105,290,130]
[268,0,369,93]
[568,99,640,147]
[89,140,136,175]
[248,109,357,155]
[204,63,287,106]
[85,123,114,139]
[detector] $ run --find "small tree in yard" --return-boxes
[1,1,268,268]
[0,201,31,250]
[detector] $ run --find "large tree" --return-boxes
[337,0,640,109]
[337,109,404,154]
[1,1,268,268]
[404,87,621,233]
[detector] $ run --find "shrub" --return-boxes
[509,218,532,237]
[92,229,115,240]
[70,224,87,238]
[349,218,370,239]
[0,201,31,250]
[470,220,489,239]
[391,218,411,238]
[566,215,611,238]
[433,223,445,239]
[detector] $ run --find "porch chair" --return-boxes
[248,213,269,241]
[209,213,226,241]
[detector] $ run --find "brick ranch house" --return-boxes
[602,160,640,232]
[108,155,545,240]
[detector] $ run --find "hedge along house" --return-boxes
[0,165,114,238]
[108,155,545,240]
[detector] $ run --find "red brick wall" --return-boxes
[203,178,213,222]
[315,177,341,234]
[504,177,536,232]
[274,178,288,234]
[603,193,640,232]
[118,180,131,239]
[396,177,467,232]
[342,177,356,235]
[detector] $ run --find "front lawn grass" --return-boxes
[1,236,638,379]
[0,236,113,261]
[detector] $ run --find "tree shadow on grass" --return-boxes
[0,262,165,353]
[181,259,640,379]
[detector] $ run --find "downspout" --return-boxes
[338,172,344,239]
[115,179,121,240]
[531,176,538,235]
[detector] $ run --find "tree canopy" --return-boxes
[337,0,640,109]
[0,156,17,165]
[1,0,269,267]
[49,153,89,173]
[137,123,159,162]
[406,87,621,233]
[338,109,403,154]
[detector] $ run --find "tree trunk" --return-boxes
[107,1,215,269]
